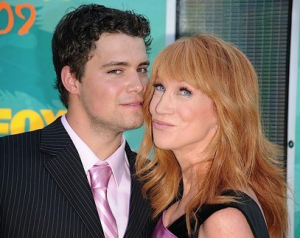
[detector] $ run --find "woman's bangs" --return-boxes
[153,43,201,89]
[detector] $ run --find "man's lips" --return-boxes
[152,119,174,129]
[121,101,143,107]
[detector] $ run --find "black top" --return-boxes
[168,190,269,238]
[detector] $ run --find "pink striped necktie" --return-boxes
[89,163,118,238]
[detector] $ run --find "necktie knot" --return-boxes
[89,163,112,190]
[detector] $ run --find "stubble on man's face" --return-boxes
[76,33,149,135]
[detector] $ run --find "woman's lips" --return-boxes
[152,119,174,129]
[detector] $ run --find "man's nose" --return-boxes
[127,71,147,93]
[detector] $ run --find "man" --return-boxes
[0,4,154,238]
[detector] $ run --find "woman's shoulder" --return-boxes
[198,206,254,238]
[196,190,269,238]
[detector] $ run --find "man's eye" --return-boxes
[108,69,122,74]
[138,68,148,73]
[153,84,165,91]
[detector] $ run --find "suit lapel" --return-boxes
[124,143,152,238]
[40,118,104,238]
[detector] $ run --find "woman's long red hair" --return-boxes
[136,34,287,238]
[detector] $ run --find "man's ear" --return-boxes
[61,66,80,94]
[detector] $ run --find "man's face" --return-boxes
[75,33,149,134]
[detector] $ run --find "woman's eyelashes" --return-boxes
[153,83,165,92]
[153,83,192,96]
[179,87,192,96]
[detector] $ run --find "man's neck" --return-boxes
[65,114,123,160]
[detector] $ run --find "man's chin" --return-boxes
[122,120,144,131]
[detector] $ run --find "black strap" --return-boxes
[168,190,269,238]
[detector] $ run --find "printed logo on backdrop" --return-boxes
[0,0,74,136]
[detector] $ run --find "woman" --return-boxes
[136,34,287,238]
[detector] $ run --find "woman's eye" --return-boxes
[179,87,192,96]
[108,69,122,75]
[153,84,165,92]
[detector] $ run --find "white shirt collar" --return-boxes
[61,115,128,186]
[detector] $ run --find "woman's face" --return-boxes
[149,75,218,156]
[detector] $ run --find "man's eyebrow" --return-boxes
[139,60,150,67]
[101,60,150,68]
[101,61,129,68]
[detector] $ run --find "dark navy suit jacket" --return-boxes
[0,117,154,237]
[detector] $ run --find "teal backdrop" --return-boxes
[0,0,167,151]
[292,1,300,236]
[295,18,300,236]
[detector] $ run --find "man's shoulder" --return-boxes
[0,117,63,141]
[0,117,66,144]
[0,128,42,144]
[0,129,44,168]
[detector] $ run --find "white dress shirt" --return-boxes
[61,115,131,237]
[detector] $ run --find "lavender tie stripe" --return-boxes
[90,163,118,238]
